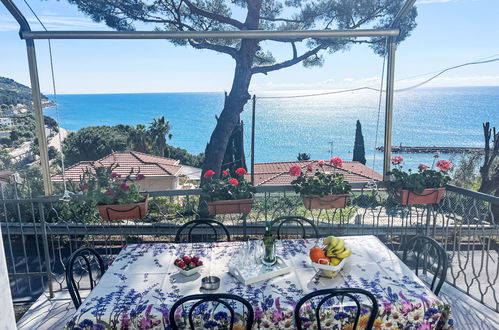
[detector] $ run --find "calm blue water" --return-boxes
[45,86,499,172]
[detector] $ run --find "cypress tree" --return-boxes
[353,120,367,165]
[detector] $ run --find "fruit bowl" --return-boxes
[311,257,348,278]
[174,264,204,276]
[173,256,204,276]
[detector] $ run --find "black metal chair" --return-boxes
[402,235,448,295]
[271,216,319,239]
[65,247,106,308]
[294,288,379,330]
[169,293,254,330]
[174,219,231,243]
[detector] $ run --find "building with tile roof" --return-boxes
[247,160,382,186]
[51,150,199,191]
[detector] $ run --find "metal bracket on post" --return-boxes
[383,38,397,181]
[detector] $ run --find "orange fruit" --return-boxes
[309,246,327,263]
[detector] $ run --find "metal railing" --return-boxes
[1,183,498,312]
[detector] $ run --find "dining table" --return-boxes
[65,235,453,329]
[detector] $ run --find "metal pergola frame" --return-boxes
[1,0,416,195]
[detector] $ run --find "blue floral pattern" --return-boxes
[66,236,453,329]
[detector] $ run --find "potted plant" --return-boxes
[80,164,149,221]
[201,168,255,215]
[290,157,352,210]
[388,155,452,205]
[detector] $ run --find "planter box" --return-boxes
[97,195,149,221]
[302,194,349,210]
[207,199,253,215]
[396,188,446,205]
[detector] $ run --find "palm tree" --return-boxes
[149,116,172,157]
[128,124,150,153]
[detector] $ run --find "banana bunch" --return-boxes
[323,236,352,266]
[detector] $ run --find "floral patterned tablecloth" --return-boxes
[66,236,453,330]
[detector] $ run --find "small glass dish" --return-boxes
[201,276,220,290]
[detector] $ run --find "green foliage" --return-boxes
[291,170,352,197]
[80,164,146,205]
[352,120,366,165]
[63,125,130,165]
[149,116,172,157]
[297,153,311,161]
[165,145,204,167]
[451,153,482,190]
[0,76,48,107]
[201,169,255,202]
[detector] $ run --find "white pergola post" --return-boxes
[0,227,16,328]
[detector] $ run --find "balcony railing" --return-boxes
[1,183,498,313]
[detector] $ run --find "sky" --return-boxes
[0,0,498,94]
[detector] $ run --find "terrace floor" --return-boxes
[16,281,499,330]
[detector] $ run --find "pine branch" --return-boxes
[182,0,245,29]
[251,45,323,74]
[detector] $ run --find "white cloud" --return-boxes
[0,13,105,32]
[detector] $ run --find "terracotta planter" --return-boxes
[302,194,349,210]
[207,199,253,215]
[97,194,149,221]
[396,188,446,205]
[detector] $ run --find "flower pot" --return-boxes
[302,194,349,210]
[396,188,446,205]
[97,194,149,221]
[207,199,253,215]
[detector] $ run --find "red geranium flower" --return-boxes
[436,160,453,172]
[80,184,90,191]
[119,182,130,191]
[203,170,216,178]
[105,189,114,196]
[222,170,229,176]
[135,174,146,180]
[228,178,239,186]
[289,165,302,177]
[111,172,121,178]
[418,164,429,170]
[307,164,313,171]
[391,156,404,165]
[330,157,343,168]
[235,168,247,175]
[318,160,325,166]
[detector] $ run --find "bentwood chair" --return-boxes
[65,247,106,308]
[294,288,379,330]
[174,219,231,243]
[169,293,254,330]
[271,216,319,239]
[402,236,448,295]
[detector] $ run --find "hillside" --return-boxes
[0,76,48,108]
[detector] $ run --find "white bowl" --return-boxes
[174,264,204,276]
[311,257,348,278]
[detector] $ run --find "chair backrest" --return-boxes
[294,288,379,330]
[271,216,319,239]
[174,219,231,243]
[402,235,448,295]
[65,247,106,308]
[169,293,254,330]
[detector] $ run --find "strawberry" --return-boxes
[183,256,191,263]
[196,260,203,267]
[189,262,197,268]
[174,258,181,265]
[177,261,186,268]
[191,256,199,262]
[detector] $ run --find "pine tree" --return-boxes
[353,120,367,165]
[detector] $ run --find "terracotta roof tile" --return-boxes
[52,151,183,182]
[247,160,382,186]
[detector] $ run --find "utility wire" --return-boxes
[257,56,499,99]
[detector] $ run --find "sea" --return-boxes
[44,86,499,173]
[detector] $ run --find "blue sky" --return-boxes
[0,0,498,94]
